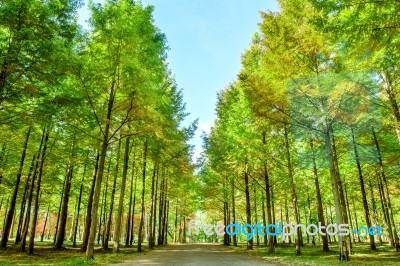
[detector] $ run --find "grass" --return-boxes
[229,241,400,265]
[0,240,150,266]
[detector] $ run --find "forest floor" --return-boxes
[0,240,399,265]
[0,240,144,265]
[230,241,400,265]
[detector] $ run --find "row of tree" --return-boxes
[0,0,197,260]
[200,0,400,261]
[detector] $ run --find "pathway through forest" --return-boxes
[111,244,275,266]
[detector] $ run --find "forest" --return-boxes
[0,0,400,265]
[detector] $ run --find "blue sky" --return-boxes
[78,0,280,160]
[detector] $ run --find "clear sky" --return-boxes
[78,0,280,161]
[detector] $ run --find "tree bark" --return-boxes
[20,128,45,251]
[310,139,329,251]
[113,137,130,253]
[81,150,99,252]
[372,129,400,251]
[148,163,157,249]
[1,126,31,248]
[244,164,253,250]
[73,163,86,247]
[55,162,74,249]
[15,154,36,245]
[283,125,301,255]
[137,141,148,252]
[41,204,50,242]
[125,158,135,247]
[28,127,50,254]
[325,125,350,261]
[103,139,121,249]
[351,129,375,250]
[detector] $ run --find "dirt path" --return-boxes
[110,243,276,266]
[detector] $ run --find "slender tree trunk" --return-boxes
[253,186,259,246]
[55,162,74,249]
[125,158,135,247]
[261,195,267,247]
[351,129,375,250]
[231,176,237,247]
[377,169,392,244]
[28,128,50,254]
[244,165,253,250]
[41,204,50,242]
[148,163,157,249]
[101,154,112,243]
[352,198,360,243]
[21,129,45,252]
[372,129,400,251]
[54,173,66,244]
[113,137,130,253]
[344,182,355,250]
[284,125,301,255]
[173,199,178,243]
[158,171,165,246]
[97,185,106,245]
[183,216,186,243]
[325,125,350,261]
[81,150,99,251]
[152,168,159,246]
[137,141,148,252]
[310,139,329,251]
[369,180,383,245]
[15,154,36,245]
[103,139,121,249]
[130,171,137,246]
[271,183,277,245]
[1,126,31,248]
[73,163,86,247]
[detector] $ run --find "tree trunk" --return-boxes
[125,158,135,247]
[231,176,237,247]
[310,139,329,251]
[55,162,74,249]
[15,154,36,245]
[28,127,50,255]
[244,164,253,250]
[41,204,50,242]
[173,199,178,243]
[1,126,31,248]
[103,139,121,249]
[54,172,66,244]
[344,182,355,250]
[283,125,301,255]
[81,150,99,252]
[253,186,259,246]
[73,163,86,247]
[152,167,159,246]
[130,170,138,246]
[21,129,45,252]
[137,141,148,252]
[158,171,165,246]
[369,180,383,245]
[148,163,157,249]
[325,125,350,261]
[113,137,130,253]
[372,129,400,251]
[351,129,376,250]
